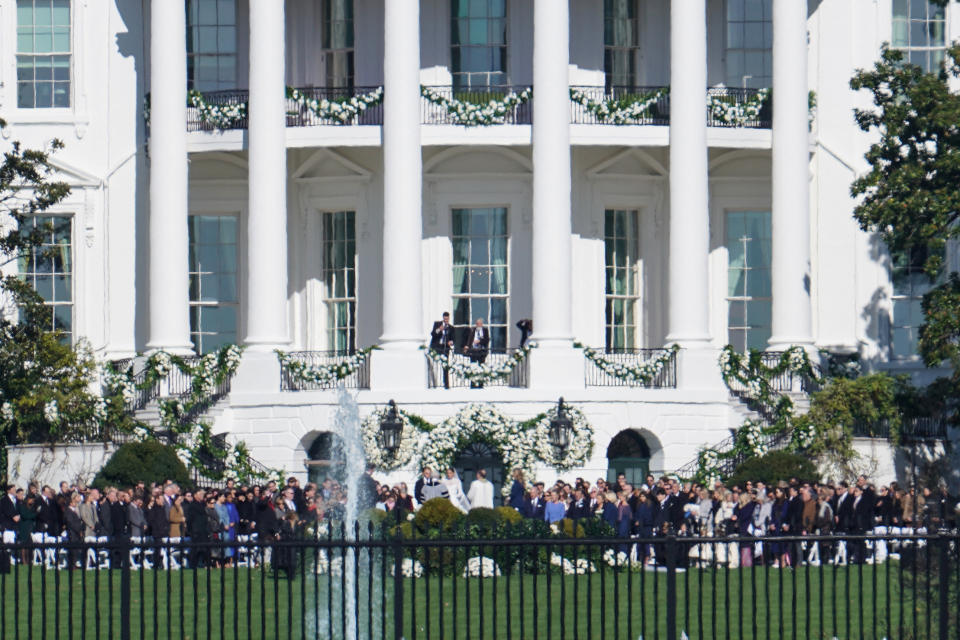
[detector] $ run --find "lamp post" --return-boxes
[378,400,403,456]
[549,397,573,454]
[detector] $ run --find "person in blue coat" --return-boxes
[616,492,634,554]
[509,469,527,512]
[544,491,566,524]
[600,492,619,530]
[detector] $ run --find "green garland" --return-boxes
[422,344,533,385]
[420,86,532,126]
[568,87,668,124]
[575,343,679,386]
[707,88,771,126]
[276,346,377,386]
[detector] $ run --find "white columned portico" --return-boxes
[667,0,719,388]
[768,0,814,351]
[234,0,289,392]
[146,0,192,354]
[370,0,426,389]
[527,0,583,389]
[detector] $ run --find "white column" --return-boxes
[666,0,710,348]
[378,0,422,350]
[146,0,192,354]
[244,0,289,350]
[526,0,583,389]
[370,0,425,389]
[769,0,814,351]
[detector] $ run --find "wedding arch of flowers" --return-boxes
[359,403,594,477]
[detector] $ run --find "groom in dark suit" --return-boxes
[429,312,455,388]
[463,318,490,388]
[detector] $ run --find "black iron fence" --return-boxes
[426,349,529,389]
[280,351,371,391]
[286,86,384,127]
[420,85,533,125]
[706,87,772,129]
[852,416,949,441]
[0,530,955,639]
[724,351,823,395]
[584,348,678,388]
[569,85,670,125]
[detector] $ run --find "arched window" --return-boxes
[305,432,343,484]
[606,430,650,487]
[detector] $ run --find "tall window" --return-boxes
[726,211,772,351]
[604,209,640,351]
[892,0,947,72]
[322,0,354,88]
[725,0,772,89]
[604,0,640,89]
[322,211,357,354]
[18,216,73,341]
[189,215,238,354]
[450,0,507,88]
[16,0,71,108]
[452,208,508,350]
[186,0,237,91]
[890,245,943,360]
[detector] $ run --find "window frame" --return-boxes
[891,0,948,73]
[603,0,641,90]
[450,206,511,351]
[723,0,773,89]
[17,213,74,342]
[15,0,73,110]
[321,210,358,355]
[186,0,239,92]
[449,0,509,89]
[604,208,641,352]
[188,213,240,355]
[320,0,355,89]
[724,210,773,352]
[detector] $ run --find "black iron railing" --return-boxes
[584,348,678,388]
[426,349,528,388]
[724,351,823,395]
[421,85,533,125]
[280,351,371,391]
[706,86,772,128]
[0,531,955,639]
[569,85,670,125]
[852,416,949,441]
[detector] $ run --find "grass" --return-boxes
[0,550,952,640]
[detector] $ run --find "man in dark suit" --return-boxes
[463,318,490,388]
[37,486,61,535]
[516,319,533,348]
[523,487,546,520]
[429,312,456,388]
[568,488,589,520]
[0,485,19,533]
[850,486,874,563]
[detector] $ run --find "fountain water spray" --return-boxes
[335,387,366,640]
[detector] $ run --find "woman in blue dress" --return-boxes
[544,491,566,524]
[769,487,790,568]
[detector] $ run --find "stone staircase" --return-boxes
[133,393,232,431]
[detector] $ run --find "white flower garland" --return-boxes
[277,347,374,386]
[707,88,770,126]
[569,87,667,124]
[360,406,419,471]
[286,86,383,124]
[187,90,247,130]
[420,86,532,126]
[578,343,679,385]
[528,403,594,471]
[423,344,532,386]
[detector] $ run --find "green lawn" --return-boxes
[0,553,951,640]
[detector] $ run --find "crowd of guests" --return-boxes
[0,469,956,573]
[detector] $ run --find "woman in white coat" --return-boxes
[442,468,471,513]
[466,469,494,509]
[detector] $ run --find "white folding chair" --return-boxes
[161,537,182,570]
[3,530,17,566]
[84,536,110,570]
[31,533,45,565]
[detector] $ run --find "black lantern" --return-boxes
[549,397,573,453]
[378,400,403,454]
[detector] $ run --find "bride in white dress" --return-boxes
[442,468,471,513]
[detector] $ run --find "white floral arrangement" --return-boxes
[578,343,679,386]
[420,86,532,126]
[550,553,597,575]
[43,400,59,424]
[792,421,817,450]
[603,549,630,568]
[419,404,536,478]
[360,404,419,471]
[423,344,533,386]
[0,401,13,423]
[529,403,594,471]
[276,347,374,387]
[569,87,668,124]
[740,419,768,457]
[707,88,770,127]
[187,90,248,130]
[462,556,501,578]
[391,558,425,579]
[286,86,383,124]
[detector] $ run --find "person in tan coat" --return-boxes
[168,496,186,538]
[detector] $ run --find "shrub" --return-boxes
[495,506,523,525]
[465,507,500,533]
[556,518,586,538]
[92,441,189,489]
[413,498,464,533]
[727,450,819,489]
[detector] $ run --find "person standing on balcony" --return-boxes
[429,312,455,388]
[516,318,533,348]
[463,318,490,388]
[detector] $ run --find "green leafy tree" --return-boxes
[0,118,118,454]
[850,45,960,368]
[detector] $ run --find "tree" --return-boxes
[850,45,960,368]
[0,118,119,454]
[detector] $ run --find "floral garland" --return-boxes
[526,403,594,471]
[285,86,383,124]
[420,86,532,126]
[707,88,770,126]
[276,347,376,386]
[568,87,667,124]
[575,343,679,386]
[422,343,533,385]
[360,405,419,471]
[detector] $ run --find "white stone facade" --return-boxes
[2,0,956,485]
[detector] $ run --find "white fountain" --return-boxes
[334,386,366,640]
